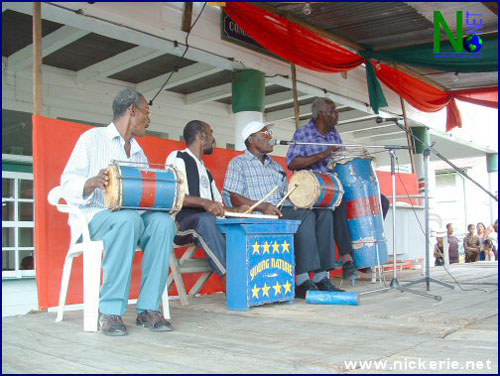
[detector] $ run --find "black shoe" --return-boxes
[99,314,127,336]
[295,279,318,299]
[315,277,345,292]
[136,310,173,332]
[342,261,359,280]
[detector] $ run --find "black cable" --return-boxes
[150,2,208,105]
[394,158,495,293]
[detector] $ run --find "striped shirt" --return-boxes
[60,122,147,242]
[286,120,345,173]
[223,150,290,207]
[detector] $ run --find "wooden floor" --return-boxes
[2,263,498,374]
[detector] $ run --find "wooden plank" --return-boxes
[33,2,43,115]
[182,2,193,32]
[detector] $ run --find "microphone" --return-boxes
[270,139,293,146]
[376,117,402,123]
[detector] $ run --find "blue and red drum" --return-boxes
[104,162,185,214]
[288,170,344,209]
[328,150,388,269]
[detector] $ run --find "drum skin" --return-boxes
[105,163,185,213]
[288,170,343,209]
[332,156,388,269]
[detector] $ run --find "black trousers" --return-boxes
[281,207,336,275]
[333,194,389,257]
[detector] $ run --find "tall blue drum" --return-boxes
[329,150,388,269]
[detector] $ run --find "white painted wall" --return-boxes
[434,157,497,233]
[2,279,39,317]
[385,204,426,261]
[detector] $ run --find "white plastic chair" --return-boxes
[48,186,170,332]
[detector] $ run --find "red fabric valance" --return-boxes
[451,87,498,109]
[224,2,363,72]
[375,64,462,131]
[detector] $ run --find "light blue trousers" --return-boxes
[88,210,176,316]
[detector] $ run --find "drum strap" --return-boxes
[177,151,215,200]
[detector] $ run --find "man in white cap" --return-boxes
[223,121,344,298]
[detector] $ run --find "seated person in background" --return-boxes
[223,121,344,298]
[483,239,496,261]
[463,224,481,263]
[166,120,248,290]
[286,97,389,280]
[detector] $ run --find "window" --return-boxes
[2,109,33,156]
[2,170,35,279]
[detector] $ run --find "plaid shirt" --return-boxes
[223,150,290,207]
[286,120,345,173]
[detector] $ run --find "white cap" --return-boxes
[241,121,274,142]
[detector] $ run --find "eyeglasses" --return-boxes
[255,129,273,137]
[139,107,151,116]
[133,105,151,117]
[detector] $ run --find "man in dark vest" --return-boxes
[166,120,247,290]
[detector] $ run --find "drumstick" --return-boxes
[244,185,279,214]
[223,211,279,219]
[276,184,298,209]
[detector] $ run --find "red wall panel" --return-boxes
[33,115,418,310]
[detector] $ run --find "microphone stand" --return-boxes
[384,119,497,300]
[286,141,410,293]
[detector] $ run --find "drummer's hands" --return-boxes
[203,200,225,217]
[258,202,282,217]
[83,169,108,197]
[232,204,250,213]
[320,146,339,160]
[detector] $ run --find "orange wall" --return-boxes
[33,115,418,310]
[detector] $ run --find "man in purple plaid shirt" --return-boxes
[286,97,389,280]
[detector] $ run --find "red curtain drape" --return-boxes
[375,64,462,131]
[224,2,363,72]
[451,87,498,109]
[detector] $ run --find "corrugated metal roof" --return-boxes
[265,2,434,50]
[264,2,497,51]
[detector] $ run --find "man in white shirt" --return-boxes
[166,120,247,290]
[61,88,176,336]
